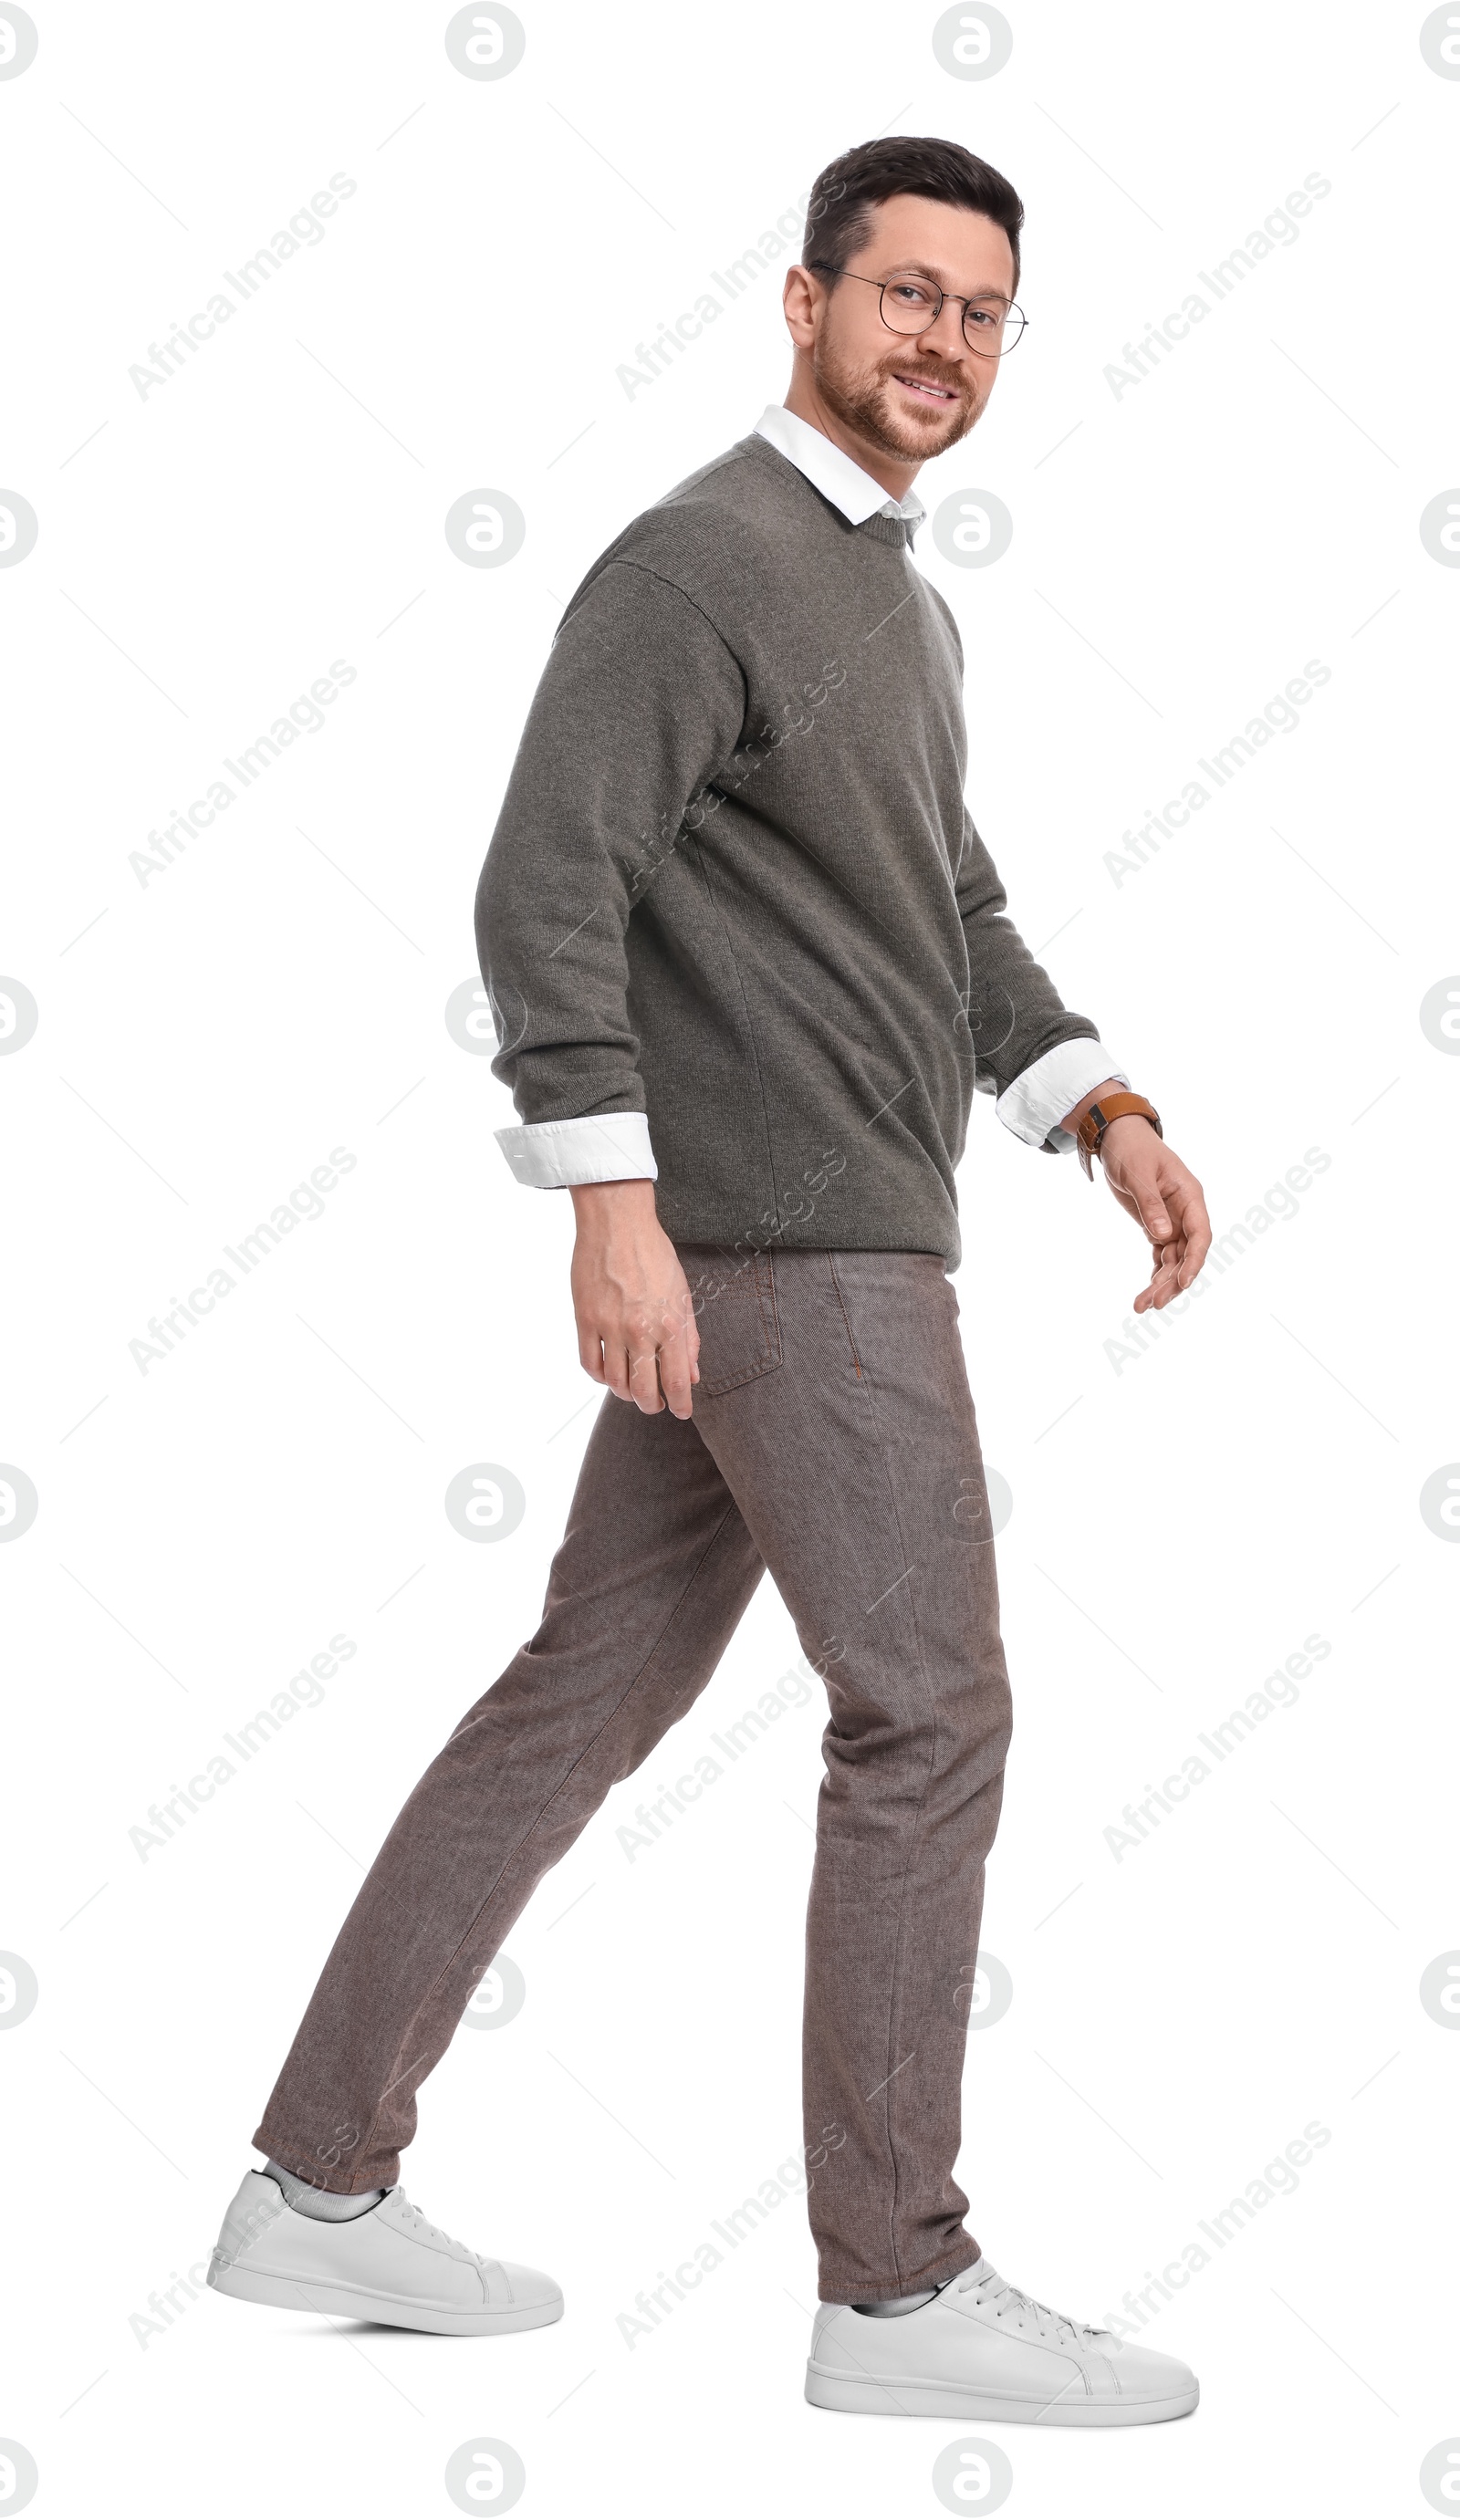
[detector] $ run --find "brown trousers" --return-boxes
[254,1245,1014,2304]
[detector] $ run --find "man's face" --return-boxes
[808,193,1017,461]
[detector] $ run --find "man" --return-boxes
[210,135,1211,2427]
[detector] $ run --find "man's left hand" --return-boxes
[1097,1114,1211,1312]
[1060,1083,1212,1312]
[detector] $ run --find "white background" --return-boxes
[3,2,1458,2515]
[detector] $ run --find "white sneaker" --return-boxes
[206,2170,564,2337]
[806,2254,1198,2426]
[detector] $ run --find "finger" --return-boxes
[663,1282,700,1401]
[627,1342,665,1415]
[657,1296,699,1419]
[1155,1158,1209,1236]
[657,1329,695,1420]
[1143,1201,1200,1297]
[578,1328,608,1384]
[1148,1214,1201,1305]
[601,1342,634,1403]
[1169,1185,1213,1286]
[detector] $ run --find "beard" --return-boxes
[812,328,986,460]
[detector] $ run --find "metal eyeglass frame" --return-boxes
[808,262,1027,356]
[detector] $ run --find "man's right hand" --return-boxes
[568,1179,700,1419]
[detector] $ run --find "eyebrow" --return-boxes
[877,261,1013,304]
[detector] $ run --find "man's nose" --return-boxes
[916,299,969,359]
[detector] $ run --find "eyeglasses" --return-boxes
[809,264,1027,357]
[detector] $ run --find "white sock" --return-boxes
[266,2160,386,2222]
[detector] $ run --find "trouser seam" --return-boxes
[826,1250,863,1380]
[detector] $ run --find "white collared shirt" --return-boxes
[750,400,927,528]
[495,407,1126,1189]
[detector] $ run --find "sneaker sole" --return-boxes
[207,2258,564,2338]
[804,2361,1198,2426]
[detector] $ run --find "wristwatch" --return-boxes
[1074,1090,1163,1181]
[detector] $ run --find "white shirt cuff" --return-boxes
[996,1042,1131,1152]
[494,1110,658,1188]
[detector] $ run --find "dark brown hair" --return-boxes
[804,136,1023,297]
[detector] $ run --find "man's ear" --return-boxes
[782,261,822,349]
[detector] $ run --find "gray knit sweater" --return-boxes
[475,427,1110,1266]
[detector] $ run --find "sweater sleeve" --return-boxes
[954,805,1122,1151]
[474,558,747,1146]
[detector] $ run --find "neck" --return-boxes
[782,363,921,506]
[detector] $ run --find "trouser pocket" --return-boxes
[676,1243,782,1396]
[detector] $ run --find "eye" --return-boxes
[886,279,937,308]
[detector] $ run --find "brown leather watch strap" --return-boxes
[1075,1090,1163,1180]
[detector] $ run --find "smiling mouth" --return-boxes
[892,371,960,406]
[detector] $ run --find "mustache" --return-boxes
[880,355,973,399]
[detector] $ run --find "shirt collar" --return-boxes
[752,403,926,530]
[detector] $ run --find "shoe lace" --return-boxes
[391,2188,487,2268]
[954,2264,1100,2347]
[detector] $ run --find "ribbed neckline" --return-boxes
[738,430,918,549]
[856,511,917,548]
